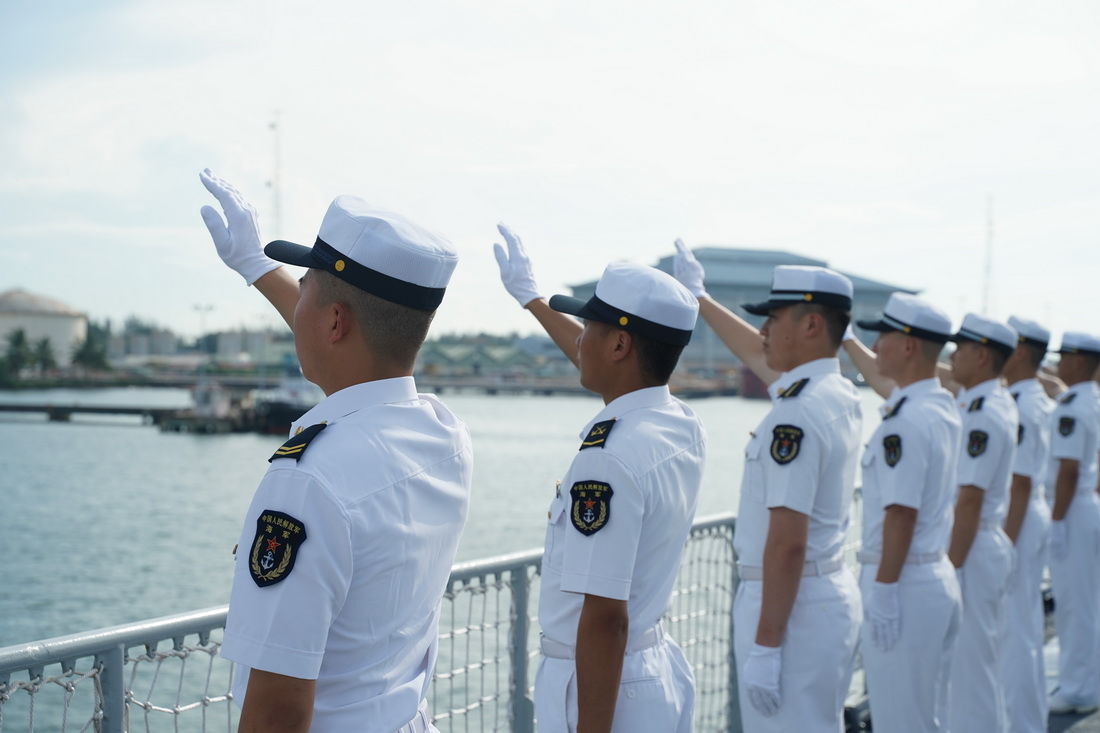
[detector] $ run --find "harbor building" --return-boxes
[568,247,916,374]
[0,288,87,369]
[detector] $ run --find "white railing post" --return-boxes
[95,645,126,733]
[510,565,536,733]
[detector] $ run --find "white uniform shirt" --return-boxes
[733,358,862,567]
[861,378,961,556]
[220,377,473,732]
[538,385,706,649]
[1009,378,1054,489]
[1045,380,1100,495]
[955,378,1018,525]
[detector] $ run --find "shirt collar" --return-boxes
[289,377,419,437]
[767,358,840,400]
[579,385,673,439]
[1066,380,1100,399]
[882,377,941,416]
[957,377,1003,405]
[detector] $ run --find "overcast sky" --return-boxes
[3,1,1099,343]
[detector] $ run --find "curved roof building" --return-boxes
[0,289,87,369]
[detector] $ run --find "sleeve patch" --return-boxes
[570,481,613,535]
[770,425,804,464]
[580,419,617,450]
[1059,417,1076,436]
[249,510,308,587]
[883,434,902,467]
[967,430,989,457]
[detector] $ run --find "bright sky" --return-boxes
[3,1,1099,343]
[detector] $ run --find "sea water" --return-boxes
[0,386,883,646]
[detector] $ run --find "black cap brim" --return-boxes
[856,317,950,344]
[265,240,316,267]
[743,291,852,316]
[549,294,692,346]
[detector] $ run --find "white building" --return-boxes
[0,289,88,368]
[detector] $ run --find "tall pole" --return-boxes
[270,111,282,239]
[982,195,993,316]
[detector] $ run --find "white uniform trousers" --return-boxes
[733,568,861,733]
[859,559,961,733]
[1049,491,1100,703]
[534,630,695,733]
[949,524,1013,733]
[1000,499,1050,733]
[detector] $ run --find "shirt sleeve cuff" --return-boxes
[220,632,324,680]
[559,572,630,601]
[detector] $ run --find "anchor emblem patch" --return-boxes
[570,481,613,535]
[249,510,308,587]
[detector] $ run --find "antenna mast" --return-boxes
[982,195,993,316]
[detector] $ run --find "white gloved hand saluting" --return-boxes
[492,223,541,308]
[672,238,708,299]
[1050,519,1068,561]
[743,643,782,716]
[865,581,901,651]
[199,169,282,286]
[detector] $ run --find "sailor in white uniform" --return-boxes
[850,293,963,733]
[998,315,1055,733]
[670,247,862,732]
[200,173,472,733]
[945,314,1019,733]
[493,226,704,733]
[1046,332,1100,715]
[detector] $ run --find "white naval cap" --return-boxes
[1008,315,1051,350]
[1058,331,1100,357]
[265,195,458,311]
[856,292,953,344]
[951,313,1018,356]
[549,262,699,346]
[742,265,853,316]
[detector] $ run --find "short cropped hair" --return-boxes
[986,346,1009,374]
[791,303,851,349]
[314,271,435,369]
[918,338,945,364]
[1017,342,1046,370]
[631,331,686,386]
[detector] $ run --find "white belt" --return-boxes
[540,622,665,660]
[395,699,430,733]
[857,550,944,565]
[737,555,843,581]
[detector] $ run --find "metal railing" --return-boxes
[0,513,739,733]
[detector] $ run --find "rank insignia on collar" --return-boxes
[967,397,984,413]
[580,419,617,451]
[270,423,329,462]
[883,396,907,420]
[770,425,803,464]
[1061,393,1077,405]
[570,481,613,535]
[1059,417,1076,436]
[883,434,902,467]
[968,430,989,457]
[778,379,809,399]
[249,510,307,587]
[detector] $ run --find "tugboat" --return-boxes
[247,368,325,434]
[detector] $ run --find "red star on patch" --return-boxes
[584,499,596,510]
[267,538,281,552]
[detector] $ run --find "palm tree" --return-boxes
[33,337,57,374]
[71,337,109,373]
[5,329,32,374]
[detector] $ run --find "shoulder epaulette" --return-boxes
[778,378,810,399]
[269,423,329,462]
[883,396,907,420]
[580,419,617,451]
[1061,393,1077,405]
[1011,391,1020,402]
[967,397,984,413]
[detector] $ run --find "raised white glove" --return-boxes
[843,323,856,342]
[743,643,781,716]
[865,581,901,651]
[492,223,541,307]
[1050,519,1068,561]
[672,238,708,298]
[199,169,282,286]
